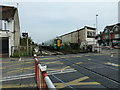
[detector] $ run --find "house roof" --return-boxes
[59,26,96,37]
[101,23,120,34]
[0,5,17,20]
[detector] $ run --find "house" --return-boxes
[98,23,120,48]
[0,5,20,57]
[60,26,96,51]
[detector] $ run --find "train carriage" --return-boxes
[42,38,62,50]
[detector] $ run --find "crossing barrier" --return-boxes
[34,54,56,89]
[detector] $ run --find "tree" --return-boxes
[20,37,34,46]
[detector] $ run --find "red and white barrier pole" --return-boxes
[34,53,56,89]
[43,72,56,89]
[34,54,38,79]
[38,64,55,89]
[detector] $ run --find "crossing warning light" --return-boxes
[22,33,28,37]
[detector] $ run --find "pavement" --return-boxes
[0,49,119,89]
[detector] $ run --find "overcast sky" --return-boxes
[1,1,119,44]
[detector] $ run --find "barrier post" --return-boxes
[34,54,38,79]
[34,53,56,89]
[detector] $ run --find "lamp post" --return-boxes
[96,14,98,35]
[96,14,100,52]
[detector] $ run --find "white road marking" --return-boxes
[1,68,77,82]
[1,75,35,82]
[47,68,77,75]
[2,73,35,79]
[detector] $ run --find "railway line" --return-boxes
[2,48,119,89]
[44,51,119,89]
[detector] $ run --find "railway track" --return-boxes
[55,55,119,90]
[38,49,119,89]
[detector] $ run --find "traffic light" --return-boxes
[22,33,28,37]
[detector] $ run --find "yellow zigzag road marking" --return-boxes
[54,76,100,88]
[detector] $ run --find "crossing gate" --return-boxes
[34,54,55,89]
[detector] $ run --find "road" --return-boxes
[1,49,119,89]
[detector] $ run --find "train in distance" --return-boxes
[42,38,62,50]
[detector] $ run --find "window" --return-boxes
[87,31,95,37]
[110,30,113,33]
[0,20,2,30]
[104,35,108,39]
[115,27,118,32]
[104,28,108,33]
[115,34,120,39]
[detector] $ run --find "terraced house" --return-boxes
[99,23,120,48]
[0,5,20,57]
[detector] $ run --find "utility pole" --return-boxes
[27,35,29,56]
[22,33,29,56]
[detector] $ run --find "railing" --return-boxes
[34,54,56,89]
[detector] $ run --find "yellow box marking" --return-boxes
[5,66,34,74]
[1,60,33,70]
[74,56,82,58]
[105,62,120,67]
[0,84,37,88]
[85,55,90,56]
[88,58,91,60]
[40,61,63,65]
[1,62,23,70]
[48,66,71,71]
[54,76,100,88]
[39,58,56,60]
[1,77,100,88]
[62,66,71,70]
[75,62,83,65]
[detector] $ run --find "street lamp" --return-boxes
[96,14,100,52]
[96,14,98,35]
